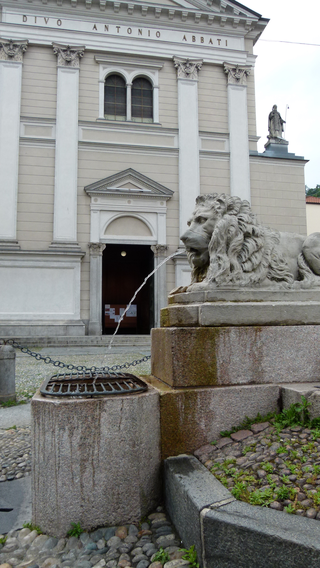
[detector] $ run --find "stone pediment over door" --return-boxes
[84,168,174,200]
[84,169,173,246]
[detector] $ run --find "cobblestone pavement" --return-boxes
[194,421,320,519]
[0,509,187,568]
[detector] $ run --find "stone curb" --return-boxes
[164,455,320,568]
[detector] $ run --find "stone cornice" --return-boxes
[0,38,28,61]
[2,0,268,41]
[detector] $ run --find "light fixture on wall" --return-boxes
[121,250,127,257]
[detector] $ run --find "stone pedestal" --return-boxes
[150,289,320,457]
[0,344,16,402]
[31,386,160,537]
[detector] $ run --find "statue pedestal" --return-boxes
[150,290,320,457]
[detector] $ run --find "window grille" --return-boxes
[132,77,153,123]
[104,74,126,121]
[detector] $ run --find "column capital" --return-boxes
[0,39,28,62]
[151,245,168,257]
[89,242,106,256]
[173,57,203,80]
[224,63,251,86]
[52,43,85,68]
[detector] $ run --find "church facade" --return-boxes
[0,0,307,337]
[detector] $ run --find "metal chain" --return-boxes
[0,338,151,373]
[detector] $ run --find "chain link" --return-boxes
[0,338,151,372]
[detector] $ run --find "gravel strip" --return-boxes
[194,421,320,519]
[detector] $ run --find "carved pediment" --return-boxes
[84,168,174,199]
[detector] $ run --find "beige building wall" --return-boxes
[306,203,320,235]
[200,157,230,195]
[159,60,178,129]
[21,46,57,119]
[250,157,307,234]
[247,71,257,138]
[17,146,55,250]
[78,52,100,122]
[198,64,228,133]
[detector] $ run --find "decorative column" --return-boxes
[224,63,251,203]
[126,82,132,121]
[151,245,168,328]
[0,39,28,248]
[88,243,106,335]
[51,44,85,247]
[173,57,202,237]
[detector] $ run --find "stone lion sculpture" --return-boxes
[180,193,320,290]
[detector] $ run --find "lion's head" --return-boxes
[181,193,294,289]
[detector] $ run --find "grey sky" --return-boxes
[242,0,320,188]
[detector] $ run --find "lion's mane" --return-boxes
[189,193,294,287]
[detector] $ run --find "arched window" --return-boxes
[131,77,153,123]
[104,74,126,121]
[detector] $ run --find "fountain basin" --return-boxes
[31,386,160,537]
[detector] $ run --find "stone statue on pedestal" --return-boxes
[181,193,320,290]
[268,104,286,140]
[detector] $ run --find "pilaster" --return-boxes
[173,56,202,237]
[151,244,168,328]
[0,39,28,248]
[51,44,85,247]
[224,62,251,203]
[88,242,106,335]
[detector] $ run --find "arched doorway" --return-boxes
[102,244,154,334]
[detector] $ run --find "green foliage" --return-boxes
[275,486,290,501]
[290,450,299,459]
[6,425,17,430]
[22,522,43,534]
[306,185,320,197]
[0,535,7,545]
[313,490,320,506]
[152,547,170,565]
[249,488,274,507]
[274,396,310,430]
[242,444,256,455]
[261,462,273,473]
[276,445,287,454]
[180,545,199,568]
[284,503,296,514]
[66,522,84,538]
[311,428,320,440]
[280,475,290,484]
[0,398,28,408]
[231,482,249,500]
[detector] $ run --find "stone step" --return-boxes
[1,334,151,349]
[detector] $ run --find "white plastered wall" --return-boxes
[306,204,320,235]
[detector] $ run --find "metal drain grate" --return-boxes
[40,372,148,397]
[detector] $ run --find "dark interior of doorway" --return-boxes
[102,244,154,335]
